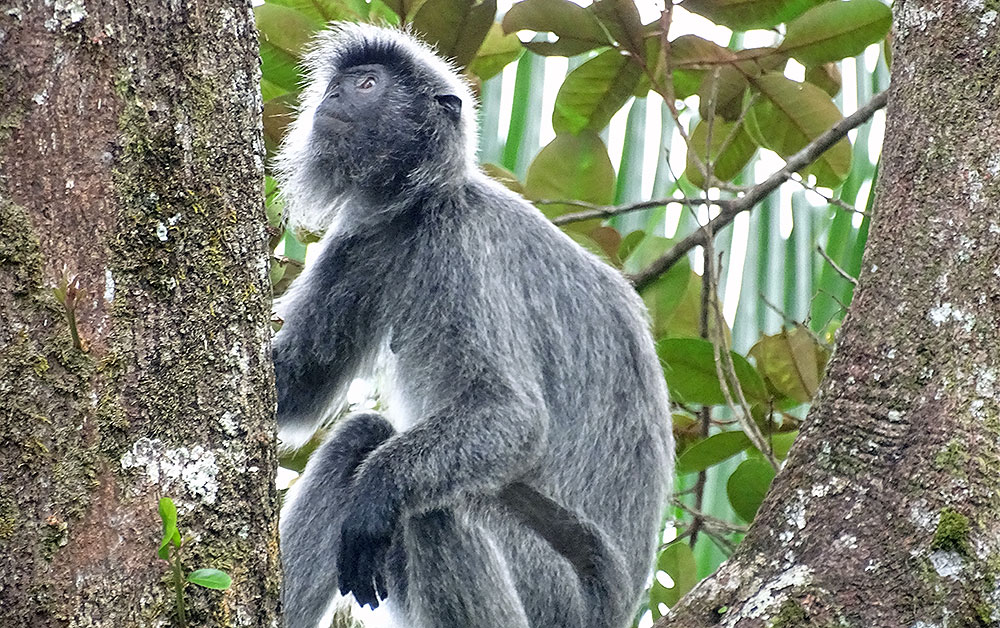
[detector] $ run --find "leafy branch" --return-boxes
[157,498,233,627]
[628,89,889,291]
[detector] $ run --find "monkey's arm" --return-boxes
[273,233,383,441]
[366,371,546,505]
[337,362,548,606]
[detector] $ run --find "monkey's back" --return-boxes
[388,173,673,596]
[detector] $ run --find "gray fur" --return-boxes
[274,22,673,628]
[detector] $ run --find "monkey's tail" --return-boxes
[498,483,632,627]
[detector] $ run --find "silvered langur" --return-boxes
[272,22,673,628]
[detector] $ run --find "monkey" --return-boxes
[272,22,673,628]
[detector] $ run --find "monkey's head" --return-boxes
[276,23,477,234]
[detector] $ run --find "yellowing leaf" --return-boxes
[746,73,852,187]
[749,327,831,404]
[524,132,616,232]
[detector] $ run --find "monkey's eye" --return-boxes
[356,75,377,91]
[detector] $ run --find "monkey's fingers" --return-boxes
[351,550,380,608]
[374,569,388,603]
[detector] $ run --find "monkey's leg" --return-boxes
[281,412,395,628]
[402,509,532,628]
[497,485,634,628]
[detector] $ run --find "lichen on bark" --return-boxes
[0,1,280,625]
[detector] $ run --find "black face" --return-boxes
[306,58,462,196]
[314,64,392,130]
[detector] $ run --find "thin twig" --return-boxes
[545,197,726,226]
[816,245,859,287]
[706,251,780,470]
[628,89,889,291]
[674,500,749,534]
[793,175,869,216]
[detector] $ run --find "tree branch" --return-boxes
[628,89,889,291]
[546,197,726,226]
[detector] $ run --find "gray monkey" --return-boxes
[272,22,673,628]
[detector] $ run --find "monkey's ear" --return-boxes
[435,94,462,119]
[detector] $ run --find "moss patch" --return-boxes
[769,599,810,627]
[932,508,972,556]
[934,439,970,477]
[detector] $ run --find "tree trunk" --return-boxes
[657,3,1000,627]
[0,0,280,625]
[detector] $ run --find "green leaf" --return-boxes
[626,235,693,339]
[157,498,181,560]
[746,73,852,187]
[727,458,776,522]
[685,119,757,188]
[187,568,233,590]
[658,337,769,405]
[657,270,705,339]
[649,541,698,615]
[617,229,646,262]
[254,3,320,57]
[642,265,694,340]
[749,327,830,403]
[501,0,610,57]
[468,23,524,80]
[382,0,425,21]
[681,0,827,31]
[804,62,842,96]
[278,431,324,472]
[700,65,752,123]
[778,0,891,66]
[260,78,290,102]
[770,430,798,459]
[552,49,641,134]
[524,131,616,232]
[412,0,497,68]
[259,38,304,93]
[265,179,285,227]
[676,430,752,474]
[591,0,644,56]
[260,0,360,24]
[263,94,298,157]
[269,261,287,286]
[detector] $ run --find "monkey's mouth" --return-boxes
[313,110,350,132]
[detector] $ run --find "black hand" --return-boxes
[337,481,399,608]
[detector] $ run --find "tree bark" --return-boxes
[657,3,1000,627]
[0,0,279,626]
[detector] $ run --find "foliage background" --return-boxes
[253,0,890,623]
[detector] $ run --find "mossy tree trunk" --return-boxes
[0,0,279,626]
[657,3,1000,627]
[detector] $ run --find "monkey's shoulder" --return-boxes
[454,175,616,269]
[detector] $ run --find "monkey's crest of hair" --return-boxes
[275,22,479,235]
